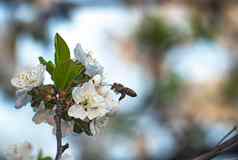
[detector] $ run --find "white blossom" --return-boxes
[92,75,119,111]
[5,142,33,160]
[74,43,103,76]
[89,116,110,136]
[68,81,109,120]
[11,64,45,108]
[87,76,119,135]
[11,64,45,89]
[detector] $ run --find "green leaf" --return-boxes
[54,33,70,66]
[74,72,91,85]
[39,57,55,76]
[53,60,85,90]
[53,33,85,90]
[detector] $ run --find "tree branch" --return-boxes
[192,133,238,160]
[54,105,69,160]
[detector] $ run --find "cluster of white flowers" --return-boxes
[70,44,119,135]
[10,64,73,136]
[11,43,119,136]
[10,64,75,136]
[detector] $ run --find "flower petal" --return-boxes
[90,116,109,135]
[72,87,83,104]
[68,104,87,120]
[15,90,32,109]
[11,76,29,89]
[87,107,108,120]
[74,43,87,64]
[85,64,103,77]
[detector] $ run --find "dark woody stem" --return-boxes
[192,132,238,160]
[54,104,69,160]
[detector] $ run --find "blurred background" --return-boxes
[1,0,238,159]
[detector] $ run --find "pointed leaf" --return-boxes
[39,57,55,76]
[54,33,70,66]
[53,60,85,90]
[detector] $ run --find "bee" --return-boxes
[111,83,137,101]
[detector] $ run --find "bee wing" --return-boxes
[119,93,126,101]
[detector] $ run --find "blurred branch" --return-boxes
[192,129,238,160]
[216,126,237,146]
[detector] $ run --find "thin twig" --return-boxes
[54,101,69,160]
[216,126,237,146]
[192,134,238,160]
[54,112,62,160]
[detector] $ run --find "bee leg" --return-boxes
[119,93,126,101]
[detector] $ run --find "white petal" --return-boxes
[92,74,103,85]
[15,90,32,109]
[16,88,30,97]
[96,86,109,96]
[85,64,103,77]
[87,107,108,120]
[89,120,97,136]
[83,81,97,94]
[105,95,119,109]
[72,81,99,104]
[90,116,109,135]
[91,95,105,107]
[68,104,87,120]
[72,87,83,103]
[74,43,87,64]
[11,77,25,89]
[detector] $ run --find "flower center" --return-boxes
[81,99,89,106]
[81,96,95,109]
[19,72,38,85]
